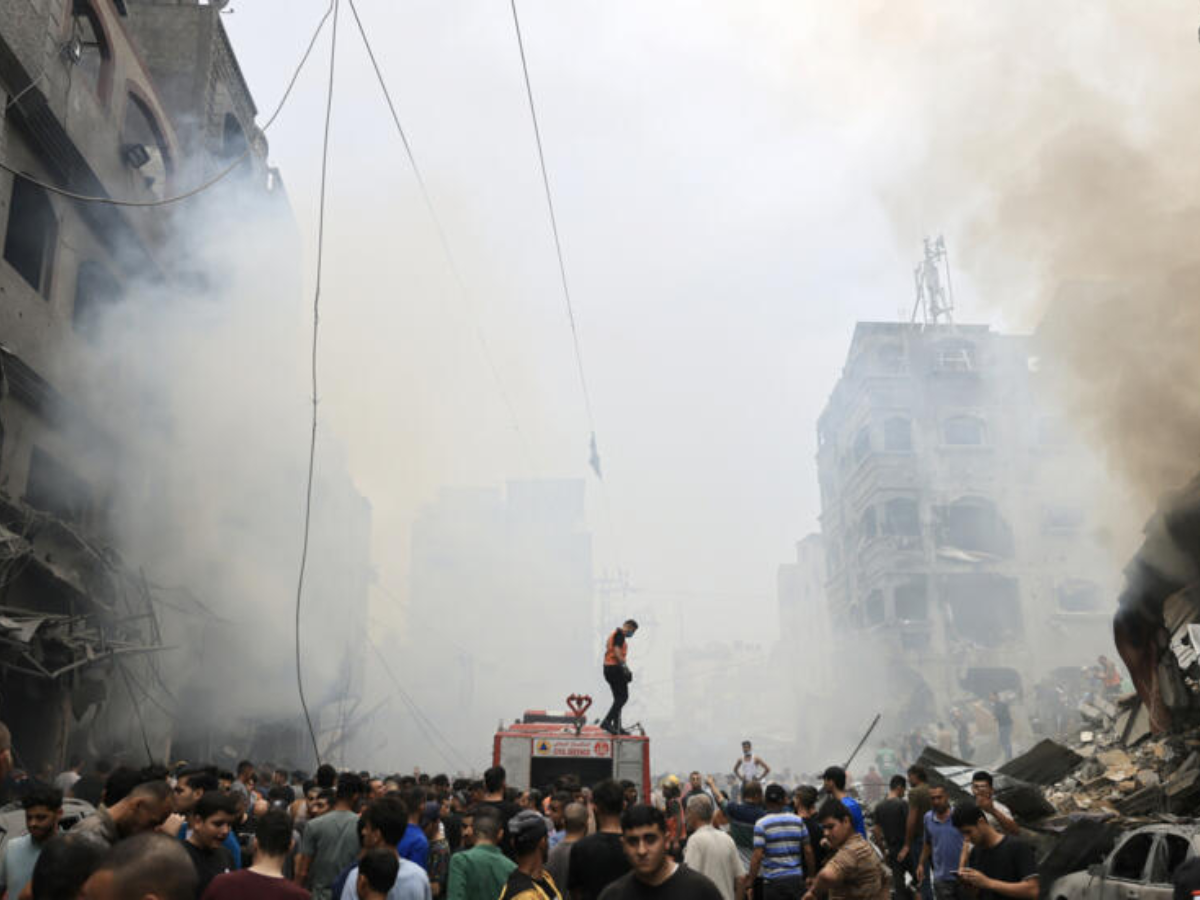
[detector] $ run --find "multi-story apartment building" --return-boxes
[0,0,368,769]
[816,322,1113,721]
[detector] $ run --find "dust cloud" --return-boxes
[824,1,1200,513]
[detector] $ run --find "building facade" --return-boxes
[0,0,367,770]
[816,322,1113,725]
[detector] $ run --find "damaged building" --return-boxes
[0,0,370,772]
[816,322,1115,725]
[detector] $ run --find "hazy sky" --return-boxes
[222,0,1200,694]
[222,0,964,642]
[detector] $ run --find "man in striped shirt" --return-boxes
[749,784,815,900]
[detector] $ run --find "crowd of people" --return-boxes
[0,713,1056,900]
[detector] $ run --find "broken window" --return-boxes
[943,575,1022,647]
[853,426,872,463]
[72,1,111,102]
[1149,834,1191,884]
[883,498,920,539]
[935,498,1014,558]
[1109,832,1154,882]
[895,580,928,621]
[24,447,90,525]
[1057,580,1102,613]
[943,415,987,446]
[935,339,976,372]
[122,94,172,194]
[865,590,885,625]
[883,417,913,452]
[3,178,57,298]
[73,261,122,338]
[877,343,906,374]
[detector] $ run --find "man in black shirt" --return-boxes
[952,803,1037,900]
[873,776,911,900]
[598,804,722,900]
[478,766,523,857]
[570,780,630,900]
[794,786,826,872]
[183,791,238,898]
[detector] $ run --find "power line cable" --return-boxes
[344,0,534,471]
[0,0,335,207]
[367,636,468,770]
[508,0,601,476]
[294,0,341,767]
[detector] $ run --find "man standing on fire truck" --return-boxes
[600,620,639,735]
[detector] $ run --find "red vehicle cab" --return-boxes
[492,695,651,800]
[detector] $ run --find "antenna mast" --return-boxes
[910,235,956,327]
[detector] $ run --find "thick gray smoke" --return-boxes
[841,1,1200,518]
[69,171,372,766]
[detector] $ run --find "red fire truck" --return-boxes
[492,695,651,799]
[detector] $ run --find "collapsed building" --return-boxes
[0,1,371,772]
[815,322,1115,725]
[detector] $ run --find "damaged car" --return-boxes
[1049,824,1199,900]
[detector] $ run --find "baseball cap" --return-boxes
[765,783,788,804]
[507,810,548,843]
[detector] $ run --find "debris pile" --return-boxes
[1043,690,1200,820]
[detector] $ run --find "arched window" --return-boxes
[122,94,172,194]
[71,2,112,103]
[884,417,913,452]
[73,261,122,338]
[3,178,57,298]
[943,415,986,446]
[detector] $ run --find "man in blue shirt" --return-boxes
[917,786,963,900]
[749,784,816,900]
[822,767,866,838]
[398,788,430,870]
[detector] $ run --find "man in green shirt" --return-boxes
[296,774,364,900]
[448,809,515,900]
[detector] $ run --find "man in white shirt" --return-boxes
[733,741,770,789]
[683,795,744,900]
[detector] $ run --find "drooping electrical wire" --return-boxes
[508,0,602,478]
[0,0,335,207]
[344,0,535,472]
[367,637,468,770]
[294,0,342,768]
